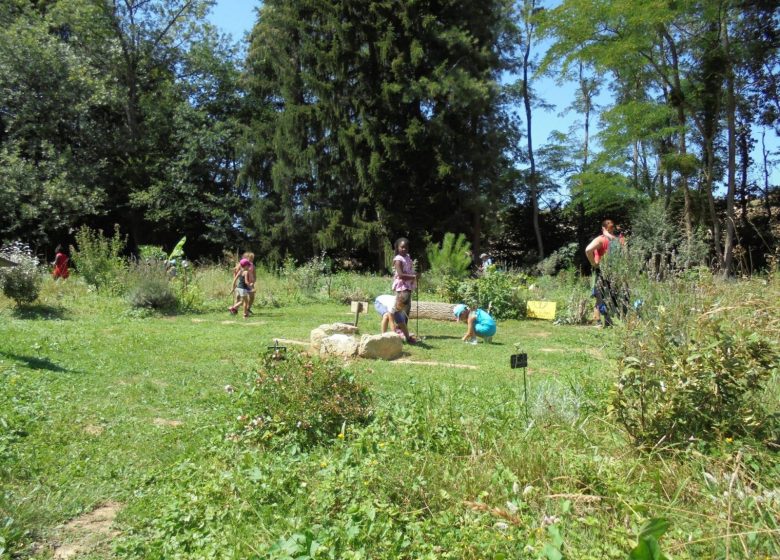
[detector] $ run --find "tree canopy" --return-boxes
[0,0,778,272]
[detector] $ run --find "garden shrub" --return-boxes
[126,261,177,310]
[171,278,204,312]
[534,242,579,276]
[455,269,528,319]
[612,309,779,447]
[138,245,167,262]
[70,225,127,293]
[232,351,373,449]
[280,254,330,300]
[425,233,472,297]
[327,271,370,303]
[0,242,41,306]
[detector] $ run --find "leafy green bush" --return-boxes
[280,254,330,300]
[126,261,177,310]
[70,225,127,293]
[534,242,579,276]
[455,269,528,319]
[0,242,41,306]
[138,245,167,262]
[613,309,779,447]
[171,278,204,312]
[231,351,373,449]
[425,233,472,296]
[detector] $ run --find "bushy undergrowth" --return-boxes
[534,242,579,276]
[613,280,780,448]
[70,225,127,294]
[452,269,529,319]
[126,261,177,310]
[0,242,41,306]
[231,351,374,449]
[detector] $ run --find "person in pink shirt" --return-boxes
[584,219,625,327]
[391,237,418,344]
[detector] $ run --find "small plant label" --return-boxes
[510,353,528,368]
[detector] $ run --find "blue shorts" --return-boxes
[374,300,407,324]
[475,323,496,337]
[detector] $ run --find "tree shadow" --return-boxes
[11,304,68,320]
[0,351,73,373]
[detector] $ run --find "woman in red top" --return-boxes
[52,245,70,279]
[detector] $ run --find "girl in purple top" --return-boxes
[391,237,418,343]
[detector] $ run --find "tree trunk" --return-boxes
[722,21,737,277]
[409,301,457,321]
[761,129,773,220]
[521,1,543,258]
[704,135,723,263]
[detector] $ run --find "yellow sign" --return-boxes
[527,300,557,320]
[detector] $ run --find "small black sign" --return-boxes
[510,353,528,369]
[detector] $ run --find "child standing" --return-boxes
[391,237,418,344]
[229,258,254,318]
[453,303,496,344]
[52,245,69,279]
[231,252,256,315]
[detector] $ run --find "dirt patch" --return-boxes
[528,331,551,337]
[393,359,478,370]
[83,424,104,436]
[271,338,310,347]
[585,347,605,359]
[51,502,122,559]
[539,347,563,353]
[153,418,183,427]
[191,318,206,323]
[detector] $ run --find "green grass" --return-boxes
[1,276,778,559]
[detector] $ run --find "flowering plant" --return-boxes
[0,242,41,306]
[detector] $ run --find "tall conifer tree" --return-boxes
[242,0,516,265]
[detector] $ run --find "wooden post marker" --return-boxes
[350,301,369,327]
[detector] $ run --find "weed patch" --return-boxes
[231,351,374,449]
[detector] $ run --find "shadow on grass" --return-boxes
[11,304,68,320]
[0,351,73,373]
[418,335,460,341]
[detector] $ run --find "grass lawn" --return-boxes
[1,278,777,559]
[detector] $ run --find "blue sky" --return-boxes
[207,1,258,43]
[207,1,778,191]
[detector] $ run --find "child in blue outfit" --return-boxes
[453,304,496,344]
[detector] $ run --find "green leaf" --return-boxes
[543,543,563,560]
[638,518,670,541]
[628,537,667,560]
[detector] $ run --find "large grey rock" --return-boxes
[320,334,359,358]
[358,333,403,360]
[310,323,359,351]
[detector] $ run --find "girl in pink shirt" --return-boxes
[391,237,418,343]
